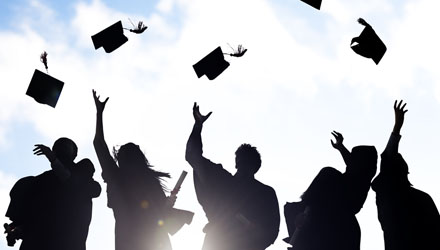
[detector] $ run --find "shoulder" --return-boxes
[36,170,56,181]
[75,158,96,178]
[10,176,37,194]
[205,162,233,178]
[14,176,36,185]
[409,187,435,202]
[255,180,278,197]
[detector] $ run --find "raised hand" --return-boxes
[331,131,344,150]
[33,144,56,163]
[92,89,109,114]
[193,102,212,125]
[393,100,408,133]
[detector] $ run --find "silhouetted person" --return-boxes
[4,138,101,250]
[285,132,377,250]
[92,90,173,250]
[371,100,440,250]
[185,103,280,250]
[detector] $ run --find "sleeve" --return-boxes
[93,134,118,183]
[93,109,119,183]
[257,187,280,248]
[233,186,280,250]
[50,159,71,181]
[185,123,230,184]
[382,132,401,158]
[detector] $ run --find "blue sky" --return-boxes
[1,0,440,250]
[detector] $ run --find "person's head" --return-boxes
[113,142,170,183]
[235,144,262,176]
[113,142,148,169]
[351,145,378,178]
[76,158,95,178]
[52,137,77,165]
[301,167,344,207]
[380,153,411,187]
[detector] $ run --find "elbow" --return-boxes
[92,182,102,198]
[185,146,194,163]
[185,151,194,165]
[185,150,202,169]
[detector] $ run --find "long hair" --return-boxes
[112,142,170,189]
[301,167,344,208]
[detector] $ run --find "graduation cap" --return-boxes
[351,18,387,64]
[300,0,322,10]
[91,21,128,53]
[193,44,247,80]
[193,47,229,80]
[26,69,64,108]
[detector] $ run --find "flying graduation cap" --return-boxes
[91,21,128,53]
[193,44,247,80]
[351,18,387,65]
[26,51,64,108]
[300,0,322,10]
[91,19,148,53]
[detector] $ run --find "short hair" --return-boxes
[52,137,78,164]
[235,144,262,174]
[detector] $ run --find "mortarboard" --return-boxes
[26,69,64,108]
[91,21,128,53]
[300,0,322,10]
[351,18,387,65]
[193,47,230,80]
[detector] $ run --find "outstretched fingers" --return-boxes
[192,102,212,124]
[93,89,109,112]
[33,144,50,156]
[394,100,408,113]
[330,131,344,148]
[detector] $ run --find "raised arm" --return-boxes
[33,144,71,181]
[331,131,351,167]
[185,102,212,173]
[92,90,118,179]
[383,100,407,156]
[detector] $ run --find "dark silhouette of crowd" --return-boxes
[7,0,439,248]
[4,98,440,250]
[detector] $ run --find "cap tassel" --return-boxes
[40,51,48,74]
[123,18,148,34]
[224,44,247,57]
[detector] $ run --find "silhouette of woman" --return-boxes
[92,90,173,250]
[285,132,377,250]
[372,100,440,250]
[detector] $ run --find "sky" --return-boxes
[0,0,440,249]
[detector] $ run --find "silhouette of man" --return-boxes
[185,103,280,250]
[372,100,440,250]
[4,138,101,250]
